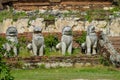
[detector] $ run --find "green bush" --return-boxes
[0,37,7,55]
[75,31,87,45]
[18,36,27,48]
[13,12,27,21]
[40,14,55,21]
[85,14,92,22]
[0,10,12,22]
[110,7,120,12]
[0,10,27,22]
[45,34,59,48]
[99,56,110,66]
[0,37,14,80]
[44,34,59,52]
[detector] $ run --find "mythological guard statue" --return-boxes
[86,25,98,55]
[32,26,44,56]
[56,26,73,55]
[4,27,18,56]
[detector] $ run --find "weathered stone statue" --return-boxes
[99,31,120,67]
[86,25,98,55]
[4,27,18,56]
[56,26,73,55]
[32,26,44,56]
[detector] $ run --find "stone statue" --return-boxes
[86,25,98,55]
[31,26,44,56]
[56,26,73,55]
[4,27,18,56]
[99,31,120,67]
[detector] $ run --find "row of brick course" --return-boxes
[4,55,100,68]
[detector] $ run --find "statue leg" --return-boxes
[92,47,96,55]
[92,40,97,55]
[56,42,61,53]
[5,43,11,56]
[13,46,18,56]
[56,42,61,50]
[67,42,72,55]
[81,42,86,53]
[61,42,66,55]
[92,45,96,55]
[32,42,37,56]
[86,36,91,55]
[39,45,44,56]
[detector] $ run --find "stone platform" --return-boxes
[4,55,100,69]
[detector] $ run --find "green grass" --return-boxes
[11,66,120,80]
[18,47,82,57]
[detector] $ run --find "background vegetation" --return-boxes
[0,7,119,22]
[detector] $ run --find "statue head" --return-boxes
[6,27,18,36]
[33,26,42,34]
[87,25,95,35]
[62,26,72,35]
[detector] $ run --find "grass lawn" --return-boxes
[11,66,120,80]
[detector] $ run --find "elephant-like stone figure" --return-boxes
[99,31,120,67]
[86,25,98,55]
[32,26,44,56]
[4,27,18,56]
[81,25,98,55]
[56,26,73,55]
